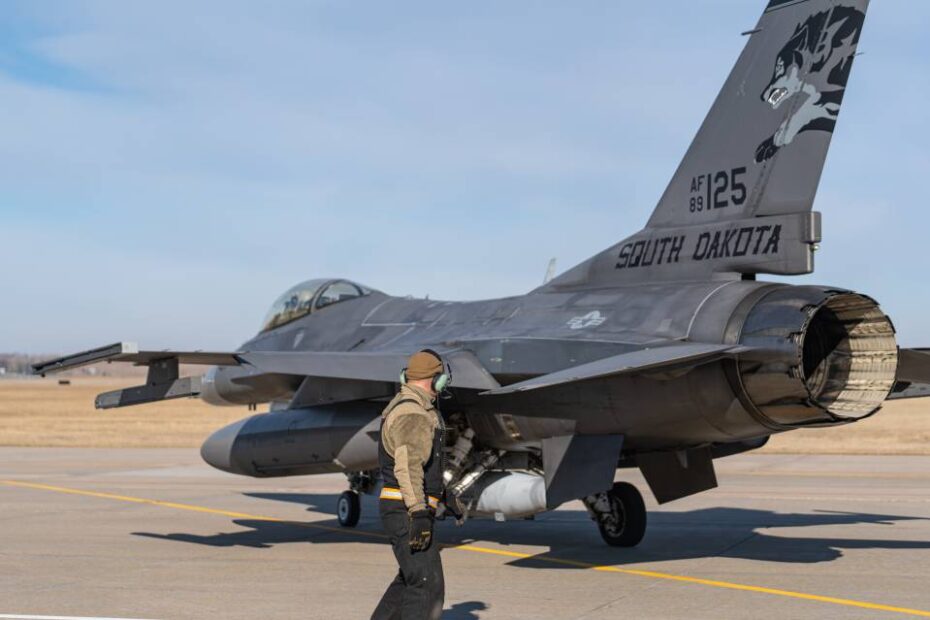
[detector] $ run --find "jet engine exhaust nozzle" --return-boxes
[736,288,898,427]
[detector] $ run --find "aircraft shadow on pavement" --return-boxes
[132,491,930,569]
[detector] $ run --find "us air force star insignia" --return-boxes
[567,311,607,330]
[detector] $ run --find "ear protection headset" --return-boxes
[400,349,452,393]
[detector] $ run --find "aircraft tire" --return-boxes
[597,482,647,547]
[337,490,361,527]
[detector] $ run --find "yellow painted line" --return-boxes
[456,544,930,616]
[736,470,930,480]
[4,479,930,618]
[0,480,387,541]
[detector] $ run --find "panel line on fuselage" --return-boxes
[685,280,742,339]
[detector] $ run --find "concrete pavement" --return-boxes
[1,448,929,619]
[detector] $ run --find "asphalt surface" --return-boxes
[1,448,929,620]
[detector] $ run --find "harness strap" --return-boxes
[384,398,421,419]
[380,487,440,510]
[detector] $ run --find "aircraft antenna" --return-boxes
[543,258,557,285]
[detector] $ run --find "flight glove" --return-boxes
[408,509,434,552]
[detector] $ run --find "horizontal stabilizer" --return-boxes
[481,343,748,396]
[887,349,930,400]
[896,349,930,384]
[32,342,241,376]
[887,382,930,401]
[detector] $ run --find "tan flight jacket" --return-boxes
[381,384,440,514]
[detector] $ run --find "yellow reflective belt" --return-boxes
[379,487,439,509]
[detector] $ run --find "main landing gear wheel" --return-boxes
[337,490,360,527]
[587,482,647,547]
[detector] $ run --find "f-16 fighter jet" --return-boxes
[35,0,930,547]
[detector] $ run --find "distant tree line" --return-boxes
[0,353,147,377]
[0,353,50,375]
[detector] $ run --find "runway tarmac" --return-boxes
[1,448,929,619]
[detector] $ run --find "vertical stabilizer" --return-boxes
[648,0,867,228]
[542,0,869,291]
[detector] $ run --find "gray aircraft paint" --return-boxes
[34,0,924,520]
[544,0,868,291]
[197,277,895,480]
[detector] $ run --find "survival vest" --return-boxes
[378,398,445,510]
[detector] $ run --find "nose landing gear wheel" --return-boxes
[337,490,361,527]
[586,482,647,547]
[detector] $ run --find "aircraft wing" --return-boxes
[31,342,500,408]
[481,343,749,396]
[239,349,500,391]
[31,342,244,409]
[31,342,242,376]
[32,343,499,390]
[896,349,930,384]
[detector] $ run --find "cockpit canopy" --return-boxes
[260,278,375,333]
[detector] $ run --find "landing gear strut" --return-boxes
[337,470,377,528]
[584,482,647,547]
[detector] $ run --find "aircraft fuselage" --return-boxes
[200,278,896,478]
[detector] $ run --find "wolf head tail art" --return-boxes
[755,6,865,163]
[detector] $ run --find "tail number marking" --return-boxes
[689,167,747,213]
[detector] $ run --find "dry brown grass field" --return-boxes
[761,398,930,455]
[0,377,928,453]
[0,378,251,448]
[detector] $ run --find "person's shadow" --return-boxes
[133,490,930,570]
[444,601,487,619]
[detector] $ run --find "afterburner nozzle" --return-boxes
[736,287,897,427]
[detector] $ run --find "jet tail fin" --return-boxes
[648,0,868,228]
[541,0,869,291]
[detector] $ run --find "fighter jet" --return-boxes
[35,0,930,547]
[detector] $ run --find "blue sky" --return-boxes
[1,1,928,353]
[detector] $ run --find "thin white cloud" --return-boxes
[2,0,929,351]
